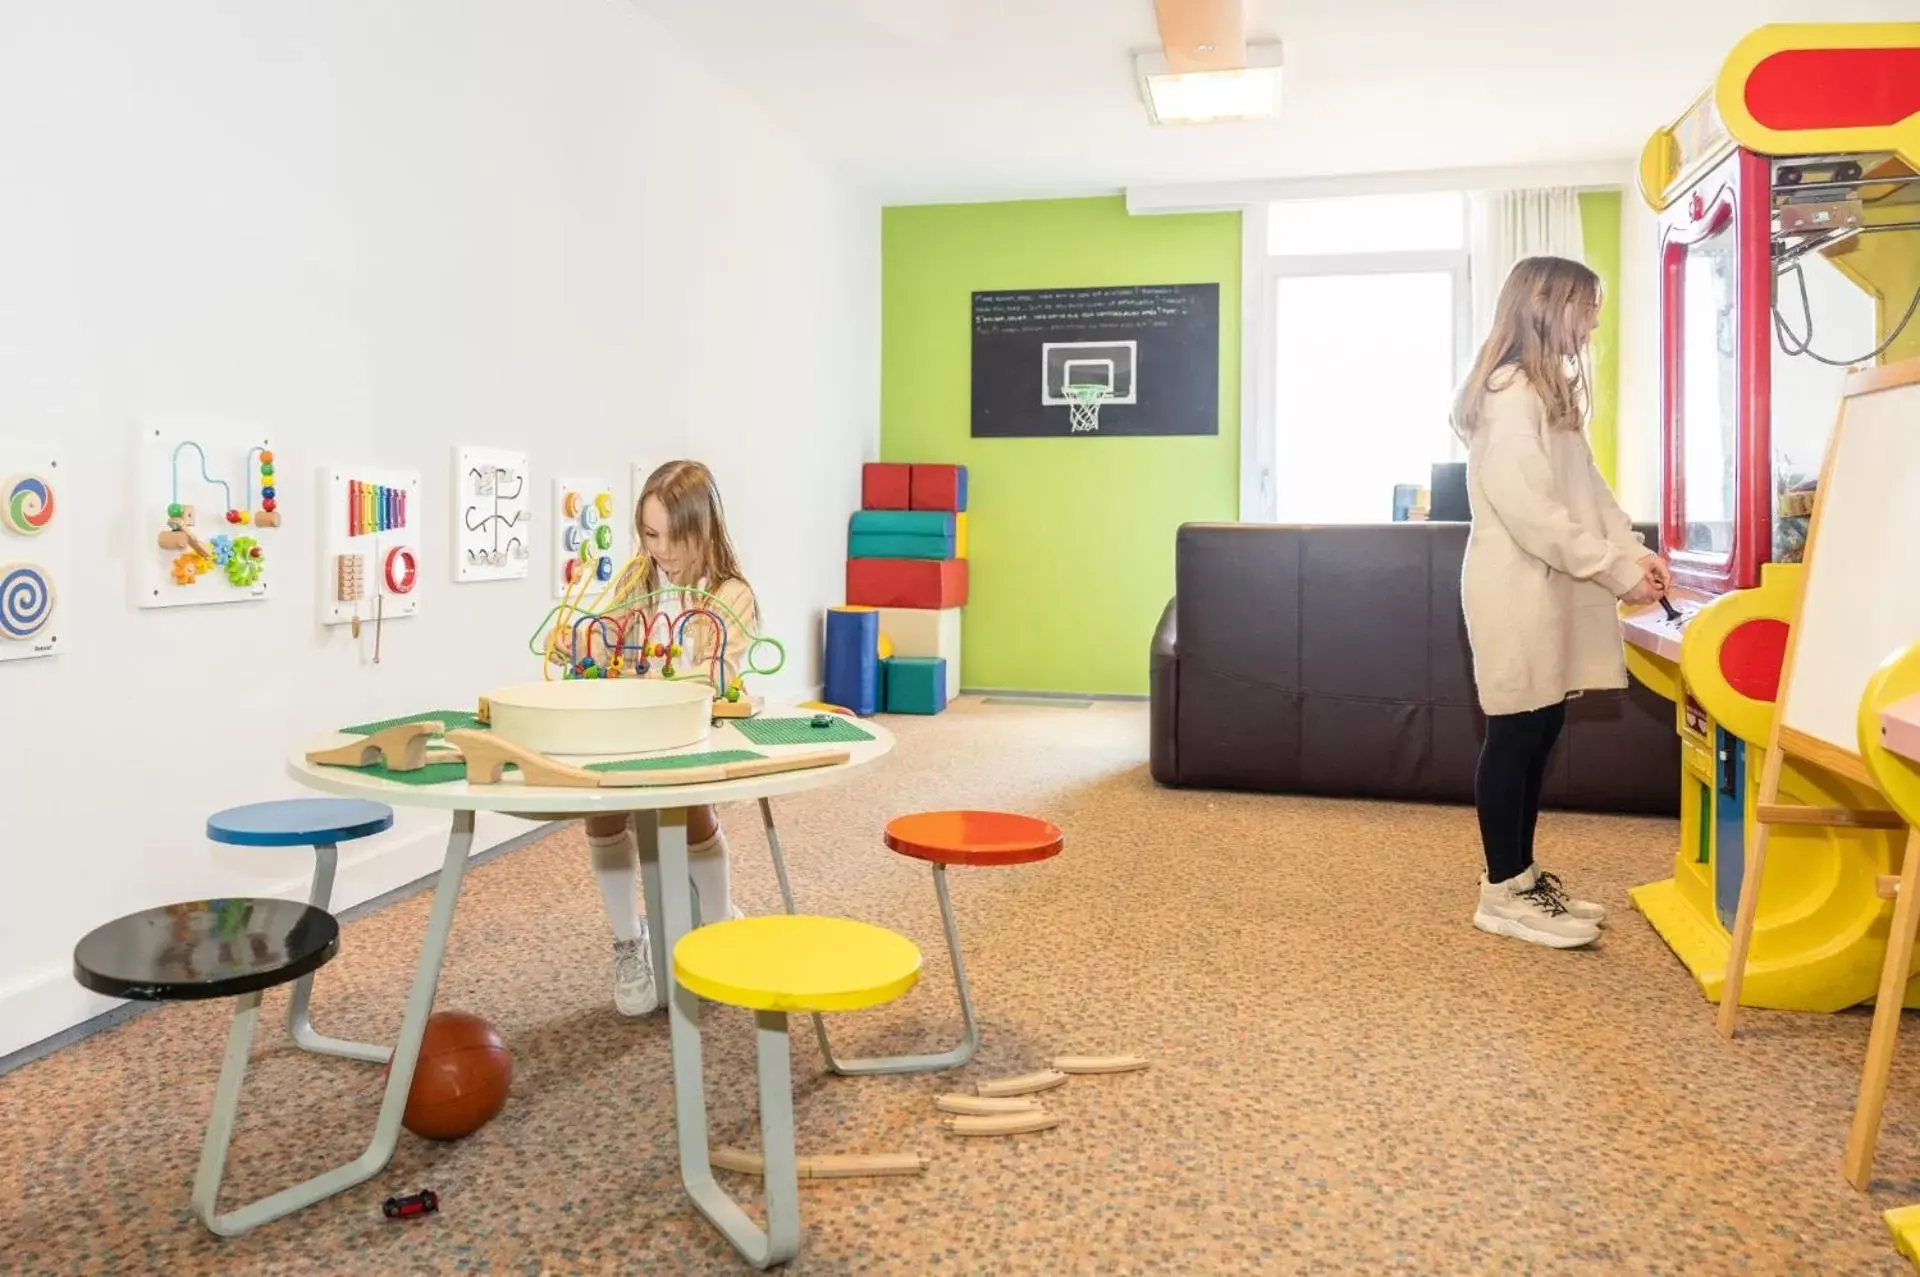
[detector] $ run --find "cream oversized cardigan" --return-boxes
[1461,370,1649,717]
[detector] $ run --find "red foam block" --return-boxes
[846,558,968,609]
[862,463,911,511]
[909,464,967,513]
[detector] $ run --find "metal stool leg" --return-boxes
[761,798,839,1069]
[286,842,391,1064]
[761,795,978,1076]
[193,811,477,1237]
[673,993,802,1270]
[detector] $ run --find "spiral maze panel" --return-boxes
[0,563,55,640]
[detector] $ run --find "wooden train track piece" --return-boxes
[934,1094,1042,1116]
[444,729,602,787]
[444,730,850,790]
[976,1069,1068,1098]
[709,1146,928,1179]
[306,722,458,772]
[940,1110,1060,1137]
[1051,1055,1150,1075]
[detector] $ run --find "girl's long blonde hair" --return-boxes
[1452,255,1601,439]
[635,460,746,595]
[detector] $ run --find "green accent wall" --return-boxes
[1580,190,1624,484]
[881,196,1240,696]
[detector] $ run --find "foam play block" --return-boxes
[875,606,961,699]
[851,510,954,536]
[883,657,948,715]
[847,558,968,609]
[849,533,954,560]
[848,510,956,559]
[862,463,911,511]
[824,606,881,716]
[909,464,968,513]
[954,512,968,559]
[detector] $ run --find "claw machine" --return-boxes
[1621,22,1920,1011]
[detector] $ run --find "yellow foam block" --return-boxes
[954,512,968,559]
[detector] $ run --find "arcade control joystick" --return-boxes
[1659,595,1682,623]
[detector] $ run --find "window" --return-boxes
[1252,192,1471,523]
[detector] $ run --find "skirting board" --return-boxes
[966,688,1148,704]
[0,813,557,1070]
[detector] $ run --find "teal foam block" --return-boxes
[848,531,954,560]
[883,656,948,714]
[851,510,954,536]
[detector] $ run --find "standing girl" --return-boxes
[585,460,759,1014]
[1454,256,1668,950]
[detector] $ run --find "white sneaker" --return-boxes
[1533,869,1606,925]
[611,932,658,1016]
[1474,868,1599,949]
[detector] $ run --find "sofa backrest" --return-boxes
[1167,521,1675,812]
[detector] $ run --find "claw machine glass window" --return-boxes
[1660,150,1771,595]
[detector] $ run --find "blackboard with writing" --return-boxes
[970,283,1220,438]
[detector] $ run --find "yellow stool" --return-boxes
[671,915,921,1269]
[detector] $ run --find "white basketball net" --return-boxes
[1066,383,1111,433]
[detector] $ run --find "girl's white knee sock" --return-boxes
[587,826,642,943]
[687,828,735,926]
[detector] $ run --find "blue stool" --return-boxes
[206,798,393,1064]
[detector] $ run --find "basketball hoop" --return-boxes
[1066,383,1111,433]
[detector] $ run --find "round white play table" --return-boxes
[249,710,895,1241]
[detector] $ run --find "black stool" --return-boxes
[74,898,343,1236]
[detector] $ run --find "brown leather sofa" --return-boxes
[1149,522,1679,816]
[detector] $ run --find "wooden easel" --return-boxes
[1717,359,1920,1040]
[1842,641,1920,1190]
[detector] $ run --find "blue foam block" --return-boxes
[824,607,881,716]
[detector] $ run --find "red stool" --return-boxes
[799,811,1062,1076]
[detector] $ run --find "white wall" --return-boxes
[0,1,878,1056]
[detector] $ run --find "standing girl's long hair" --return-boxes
[635,460,747,594]
[1451,255,1602,441]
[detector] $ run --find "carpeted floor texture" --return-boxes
[6,698,1920,1274]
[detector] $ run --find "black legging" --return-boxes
[1475,701,1566,885]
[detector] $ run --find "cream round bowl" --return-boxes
[485,678,712,757]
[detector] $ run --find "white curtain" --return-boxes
[1467,187,1586,347]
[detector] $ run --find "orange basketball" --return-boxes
[385,1010,513,1141]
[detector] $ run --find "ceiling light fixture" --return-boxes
[1135,42,1282,127]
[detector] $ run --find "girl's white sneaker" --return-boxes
[611,931,658,1016]
[1533,869,1606,924]
[1474,869,1600,949]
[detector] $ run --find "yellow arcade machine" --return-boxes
[1623,23,1920,1012]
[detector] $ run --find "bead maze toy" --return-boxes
[527,550,786,718]
[1622,21,1920,1015]
[0,448,62,662]
[452,447,531,583]
[137,426,280,609]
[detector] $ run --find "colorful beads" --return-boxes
[261,498,276,513]
[167,502,184,520]
[225,509,241,525]
[261,486,275,500]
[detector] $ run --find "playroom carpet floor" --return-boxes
[6,697,1920,1274]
